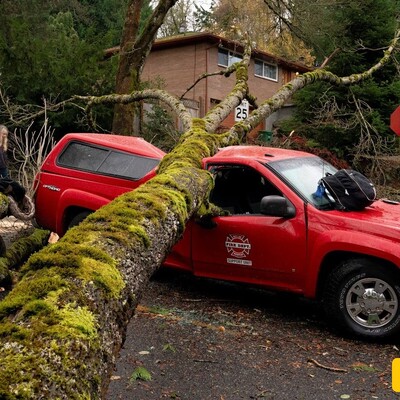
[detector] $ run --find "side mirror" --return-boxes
[260,195,296,218]
[195,214,217,229]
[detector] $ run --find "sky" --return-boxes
[193,0,213,10]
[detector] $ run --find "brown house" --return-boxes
[141,32,311,139]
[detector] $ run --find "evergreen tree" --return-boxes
[282,0,400,161]
[0,0,129,134]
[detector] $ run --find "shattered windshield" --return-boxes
[268,156,338,208]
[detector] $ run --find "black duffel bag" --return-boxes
[320,169,376,211]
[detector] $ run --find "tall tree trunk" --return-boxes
[112,0,143,135]
[112,0,179,135]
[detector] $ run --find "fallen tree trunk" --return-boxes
[0,135,215,398]
[0,191,46,284]
[0,228,50,285]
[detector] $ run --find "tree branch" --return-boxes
[204,38,252,133]
[180,63,242,99]
[76,89,193,133]
[133,0,180,74]
[222,29,400,144]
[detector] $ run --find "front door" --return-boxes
[191,164,307,291]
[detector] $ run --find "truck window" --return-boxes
[57,141,160,180]
[209,166,282,214]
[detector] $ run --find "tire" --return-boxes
[67,211,92,230]
[323,258,400,340]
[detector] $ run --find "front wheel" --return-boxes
[323,259,400,340]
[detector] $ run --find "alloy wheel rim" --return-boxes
[345,277,398,328]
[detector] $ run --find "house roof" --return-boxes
[152,32,311,73]
[104,32,312,73]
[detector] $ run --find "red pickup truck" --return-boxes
[34,133,400,340]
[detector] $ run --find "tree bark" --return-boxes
[112,0,179,135]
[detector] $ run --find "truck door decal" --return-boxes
[225,234,252,266]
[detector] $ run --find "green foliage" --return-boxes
[287,0,400,161]
[0,0,128,134]
[162,343,176,352]
[139,0,153,35]
[72,0,129,46]
[292,77,400,159]
[327,0,397,73]
[147,306,171,315]
[130,366,152,382]
[142,104,181,152]
[193,1,216,30]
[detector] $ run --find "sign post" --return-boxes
[390,106,400,136]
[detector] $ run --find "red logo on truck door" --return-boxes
[225,234,252,266]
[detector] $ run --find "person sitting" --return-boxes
[0,125,9,178]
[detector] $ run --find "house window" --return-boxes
[255,59,278,81]
[218,48,242,67]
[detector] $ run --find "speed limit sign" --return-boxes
[235,99,249,121]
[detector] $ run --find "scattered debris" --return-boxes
[48,232,59,244]
[308,358,348,373]
[193,359,219,363]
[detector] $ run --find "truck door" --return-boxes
[191,164,308,292]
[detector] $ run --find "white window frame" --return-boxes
[218,48,243,67]
[254,59,278,82]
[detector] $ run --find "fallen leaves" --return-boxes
[130,367,152,382]
[351,362,380,372]
[162,343,176,353]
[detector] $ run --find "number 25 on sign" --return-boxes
[235,99,249,121]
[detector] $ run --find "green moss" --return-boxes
[21,299,55,318]
[0,259,11,286]
[58,303,97,339]
[0,332,99,398]
[0,271,66,320]
[0,284,99,397]
[151,176,192,222]
[89,218,151,248]
[158,125,221,175]
[5,229,50,264]
[22,241,115,274]
[0,229,50,286]
[78,256,125,298]
[0,321,29,340]
[192,118,206,129]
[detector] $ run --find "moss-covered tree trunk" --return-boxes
[0,29,398,400]
[0,228,50,285]
[0,193,49,285]
[0,122,221,399]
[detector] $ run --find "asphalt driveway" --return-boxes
[107,269,399,400]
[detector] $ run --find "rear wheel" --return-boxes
[323,258,400,340]
[67,211,92,230]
